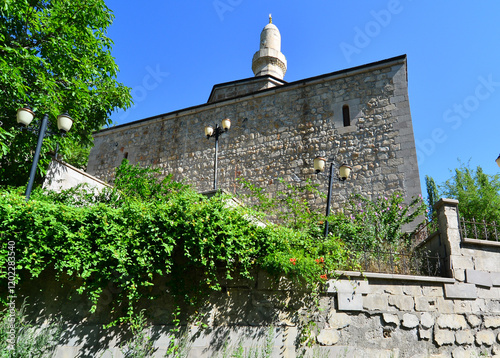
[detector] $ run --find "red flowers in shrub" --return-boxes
[320,274,327,280]
[315,257,324,264]
[289,258,297,265]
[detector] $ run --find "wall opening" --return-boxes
[342,105,351,127]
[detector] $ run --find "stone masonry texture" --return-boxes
[87,55,422,212]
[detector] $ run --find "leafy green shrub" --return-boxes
[0,161,352,326]
[328,192,426,251]
[238,177,325,235]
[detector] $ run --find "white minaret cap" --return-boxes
[252,14,287,79]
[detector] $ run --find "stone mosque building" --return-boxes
[86,17,422,211]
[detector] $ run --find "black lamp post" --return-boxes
[314,156,352,239]
[16,107,74,201]
[204,118,231,190]
[496,154,500,168]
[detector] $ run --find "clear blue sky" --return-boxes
[104,0,500,194]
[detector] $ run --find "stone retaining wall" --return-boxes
[27,269,500,358]
[10,198,500,357]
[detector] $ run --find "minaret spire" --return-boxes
[251,16,287,79]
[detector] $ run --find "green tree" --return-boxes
[0,0,131,185]
[425,175,439,221]
[440,163,500,223]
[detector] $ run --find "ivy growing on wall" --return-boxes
[0,160,357,325]
[0,160,426,327]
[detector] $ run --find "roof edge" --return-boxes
[96,54,407,135]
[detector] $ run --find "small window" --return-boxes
[342,105,350,127]
[124,152,129,159]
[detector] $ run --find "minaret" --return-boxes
[252,14,287,79]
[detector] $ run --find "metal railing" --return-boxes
[345,247,446,277]
[459,218,499,242]
[411,217,439,247]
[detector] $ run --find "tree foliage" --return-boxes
[439,163,500,223]
[0,0,131,184]
[425,175,439,221]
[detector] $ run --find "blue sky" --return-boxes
[104,0,500,194]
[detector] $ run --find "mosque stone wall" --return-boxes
[87,55,421,212]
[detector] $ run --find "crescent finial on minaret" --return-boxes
[269,14,272,24]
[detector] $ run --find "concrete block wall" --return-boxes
[87,55,421,213]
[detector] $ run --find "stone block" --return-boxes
[363,294,388,311]
[466,269,493,287]
[444,284,477,300]
[451,255,474,271]
[402,313,419,329]
[452,347,477,358]
[420,312,435,329]
[455,330,474,345]
[484,316,500,329]
[491,272,500,286]
[382,285,404,295]
[419,328,432,340]
[476,330,495,346]
[471,299,487,313]
[437,297,455,314]
[467,314,482,328]
[337,292,363,311]
[434,329,455,346]
[382,313,399,326]
[454,269,466,282]
[487,300,500,314]
[327,312,351,329]
[422,286,444,297]
[477,286,500,299]
[454,301,471,314]
[402,285,422,296]
[436,314,467,330]
[415,297,438,312]
[474,253,500,272]
[388,295,414,311]
[317,329,340,346]
[327,279,370,294]
[494,345,500,355]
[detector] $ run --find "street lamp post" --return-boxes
[204,118,231,190]
[314,156,352,239]
[16,107,74,201]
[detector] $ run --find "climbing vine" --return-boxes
[0,161,353,325]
